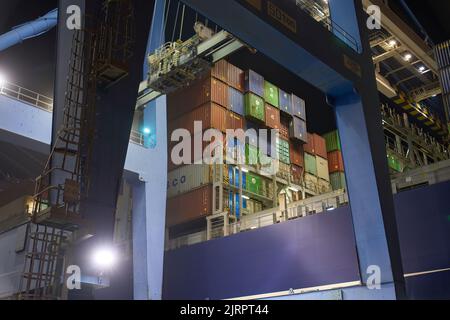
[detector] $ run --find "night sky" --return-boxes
[0,0,449,105]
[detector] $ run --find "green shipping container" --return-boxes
[276,138,290,164]
[330,172,346,190]
[323,130,341,152]
[245,144,259,166]
[246,173,262,195]
[304,153,317,175]
[245,93,265,122]
[264,81,279,108]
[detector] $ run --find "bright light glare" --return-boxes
[143,127,151,135]
[0,73,6,86]
[92,247,118,269]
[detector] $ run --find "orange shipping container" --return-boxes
[167,75,229,120]
[265,104,281,129]
[290,142,304,167]
[227,112,244,130]
[211,59,229,83]
[303,133,327,159]
[168,103,228,135]
[279,116,290,139]
[328,150,345,173]
[166,186,212,227]
[227,63,244,92]
[291,164,304,185]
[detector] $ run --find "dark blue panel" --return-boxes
[229,87,245,116]
[163,207,360,300]
[279,90,292,116]
[394,181,450,274]
[405,270,450,300]
[244,70,264,98]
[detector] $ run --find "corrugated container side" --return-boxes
[276,161,291,181]
[317,179,331,194]
[292,94,306,120]
[328,150,345,173]
[279,90,292,115]
[303,133,327,159]
[211,59,229,83]
[166,186,212,227]
[304,173,318,191]
[291,164,304,185]
[289,117,307,143]
[324,130,341,152]
[264,81,279,107]
[279,116,290,139]
[330,172,346,191]
[304,152,317,175]
[228,87,244,115]
[276,138,291,164]
[316,156,330,181]
[290,142,304,167]
[228,63,244,92]
[244,70,264,97]
[244,120,260,146]
[167,165,212,198]
[265,103,281,129]
[167,76,228,120]
[227,112,244,131]
[245,93,265,122]
[246,172,262,195]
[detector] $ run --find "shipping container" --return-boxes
[290,142,304,167]
[168,75,229,120]
[168,102,228,135]
[261,178,274,199]
[316,156,330,182]
[245,93,265,122]
[387,154,403,172]
[276,161,291,181]
[228,63,244,92]
[228,87,244,115]
[166,186,212,227]
[292,94,306,120]
[246,172,262,195]
[245,144,259,165]
[265,103,281,129]
[323,130,341,152]
[330,172,346,191]
[227,111,244,131]
[211,59,229,83]
[244,69,264,97]
[167,165,212,198]
[276,137,290,164]
[289,117,307,143]
[304,152,317,175]
[291,164,304,185]
[328,150,345,173]
[244,121,260,146]
[317,179,331,194]
[264,81,279,107]
[279,116,290,139]
[279,90,292,115]
[304,173,318,192]
[303,133,327,159]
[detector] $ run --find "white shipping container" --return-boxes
[167,165,212,198]
[316,156,330,182]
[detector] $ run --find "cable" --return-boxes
[162,0,172,44]
[171,2,180,42]
[179,4,186,41]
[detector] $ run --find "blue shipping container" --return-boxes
[292,94,306,120]
[228,87,244,116]
[279,89,292,115]
[244,121,259,146]
[244,70,264,98]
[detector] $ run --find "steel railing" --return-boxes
[294,0,361,53]
[0,81,146,147]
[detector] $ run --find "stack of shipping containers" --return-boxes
[324,131,347,191]
[166,59,335,239]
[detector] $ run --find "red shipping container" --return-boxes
[166,186,212,227]
[303,133,327,159]
[328,150,345,173]
[168,103,228,135]
[167,75,229,120]
[211,59,229,83]
[279,116,290,139]
[265,103,281,129]
[227,112,244,131]
[290,142,304,167]
[227,63,244,92]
